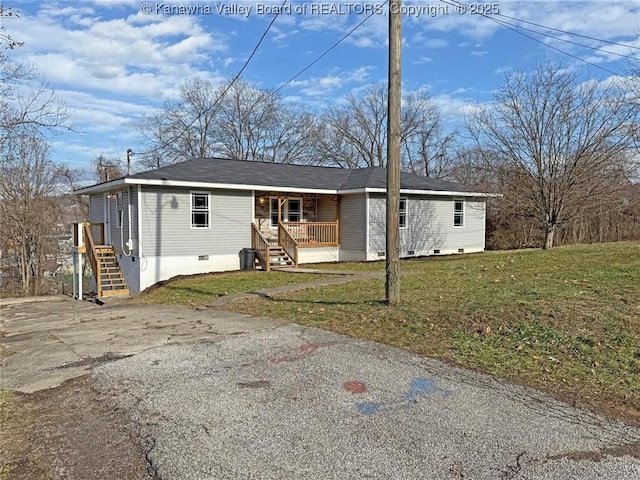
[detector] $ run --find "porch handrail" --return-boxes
[74,222,105,247]
[282,221,339,246]
[251,223,271,272]
[278,222,299,267]
[82,222,102,295]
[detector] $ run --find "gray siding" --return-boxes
[338,193,366,254]
[140,187,253,257]
[108,188,139,256]
[317,196,337,222]
[89,194,103,223]
[88,194,105,243]
[368,194,486,256]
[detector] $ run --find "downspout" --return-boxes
[120,188,133,256]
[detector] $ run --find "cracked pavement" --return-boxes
[92,323,640,480]
[2,297,639,479]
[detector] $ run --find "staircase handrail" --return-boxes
[278,222,299,267]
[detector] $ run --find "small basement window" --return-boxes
[453,199,464,227]
[191,192,210,228]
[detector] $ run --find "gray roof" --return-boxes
[123,157,477,193]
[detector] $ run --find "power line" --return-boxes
[139,0,288,158]
[494,11,640,51]
[440,0,625,77]
[273,1,389,95]
[491,14,638,61]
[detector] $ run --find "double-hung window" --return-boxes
[399,197,407,228]
[270,197,302,226]
[287,198,301,222]
[453,199,464,227]
[191,192,210,228]
[116,192,124,228]
[270,198,279,227]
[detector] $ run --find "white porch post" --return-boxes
[76,223,84,300]
[72,251,78,299]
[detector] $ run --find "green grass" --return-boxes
[220,242,640,425]
[136,270,336,305]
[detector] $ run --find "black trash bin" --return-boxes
[240,248,256,270]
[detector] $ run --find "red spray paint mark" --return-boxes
[343,381,367,394]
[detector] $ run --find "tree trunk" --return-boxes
[543,225,556,250]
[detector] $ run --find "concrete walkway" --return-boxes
[207,271,382,307]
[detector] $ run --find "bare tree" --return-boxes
[138,77,322,167]
[0,7,74,295]
[93,154,125,183]
[138,77,223,167]
[317,83,452,176]
[466,62,638,249]
[0,134,72,295]
[1,8,69,148]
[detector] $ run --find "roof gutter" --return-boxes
[74,178,500,198]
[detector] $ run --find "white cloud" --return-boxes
[288,66,374,96]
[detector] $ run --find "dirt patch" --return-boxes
[1,376,152,480]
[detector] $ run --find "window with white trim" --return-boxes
[399,197,407,228]
[454,199,464,227]
[288,198,301,222]
[270,198,279,227]
[270,197,302,226]
[116,192,123,228]
[191,192,210,228]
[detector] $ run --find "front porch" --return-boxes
[251,193,340,271]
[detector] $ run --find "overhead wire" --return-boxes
[139,0,633,160]
[439,0,629,77]
[272,0,389,95]
[138,0,289,158]
[493,11,640,51]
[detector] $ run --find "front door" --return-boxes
[103,193,111,245]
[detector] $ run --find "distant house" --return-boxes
[73,158,493,296]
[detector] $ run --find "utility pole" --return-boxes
[385,0,402,305]
[126,148,133,175]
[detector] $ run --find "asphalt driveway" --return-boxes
[2,297,640,479]
[93,323,640,480]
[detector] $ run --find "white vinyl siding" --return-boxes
[368,194,485,257]
[454,199,464,227]
[338,193,367,261]
[140,187,252,257]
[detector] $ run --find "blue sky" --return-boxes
[4,0,639,175]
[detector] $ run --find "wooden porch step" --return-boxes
[87,244,130,298]
[100,288,130,297]
[268,245,294,266]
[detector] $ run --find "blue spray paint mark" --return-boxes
[355,377,451,416]
[356,402,381,416]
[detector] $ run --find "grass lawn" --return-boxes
[220,242,640,425]
[136,270,337,305]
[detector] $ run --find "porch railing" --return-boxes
[281,221,339,246]
[82,222,102,295]
[278,222,299,267]
[73,222,105,248]
[252,222,272,272]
